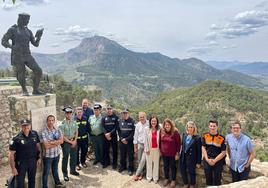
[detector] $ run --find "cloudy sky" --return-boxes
[1,0,268,62]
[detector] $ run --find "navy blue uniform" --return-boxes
[102,113,119,168]
[82,107,94,120]
[9,130,40,188]
[75,116,90,165]
[118,117,135,172]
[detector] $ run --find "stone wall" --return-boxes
[0,86,23,164]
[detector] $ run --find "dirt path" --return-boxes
[0,161,169,188]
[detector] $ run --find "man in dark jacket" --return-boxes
[102,104,119,169]
[118,108,135,175]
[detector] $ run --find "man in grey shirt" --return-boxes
[226,121,255,182]
[133,112,149,181]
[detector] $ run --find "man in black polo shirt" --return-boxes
[9,119,42,188]
[102,104,119,169]
[118,108,135,175]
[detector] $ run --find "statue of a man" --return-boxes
[1,13,44,96]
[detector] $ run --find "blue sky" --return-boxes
[1,0,268,62]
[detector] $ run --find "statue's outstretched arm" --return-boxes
[30,28,44,47]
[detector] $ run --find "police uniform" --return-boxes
[118,113,135,173]
[75,115,90,166]
[202,132,226,186]
[58,107,78,178]
[102,110,119,168]
[9,119,40,188]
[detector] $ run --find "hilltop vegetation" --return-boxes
[135,80,268,137]
[134,80,268,160]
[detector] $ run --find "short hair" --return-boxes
[138,112,146,118]
[149,115,160,130]
[76,106,83,111]
[231,121,241,129]
[46,114,55,122]
[185,121,198,135]
[209,119,218,126]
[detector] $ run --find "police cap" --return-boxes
[93,104,102,110]
[20,119,31,126]
[62,106,73,113]
[122,107,130,113]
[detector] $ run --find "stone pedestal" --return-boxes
[8,93,57,188]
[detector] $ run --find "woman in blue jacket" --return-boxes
[180,121,202,188]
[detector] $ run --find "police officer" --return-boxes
[118,108,135,175]
[74,107,90,170]
[8,119,42,188]
[58,107,79,181]
[102,104,119,169]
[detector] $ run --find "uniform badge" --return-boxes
[21,140,25,144]
[105,117,108,121]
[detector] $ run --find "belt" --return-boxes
[77,134,88,140]
[92,133,104,137]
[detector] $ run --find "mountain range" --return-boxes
[0,36,266,105]
[207,61,268,76]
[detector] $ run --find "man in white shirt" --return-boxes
[133,112,149,181]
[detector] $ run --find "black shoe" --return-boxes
[128,170,134,176]
[55,182,65,188]
[22,91,30,96]
[32,90,44,95]
[70,171,80,176]
[118,167,125,173]
[102,164,108,168]
[112,165,117,170]
[93,160,99,165]
[63,176,69,182]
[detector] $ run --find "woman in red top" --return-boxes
[160,118,181,188]
[144,116,161,183]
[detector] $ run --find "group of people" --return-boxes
[8,98,255,188]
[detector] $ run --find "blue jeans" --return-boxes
[42,155,60,188]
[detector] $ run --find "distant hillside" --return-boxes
[230,62,268,76]
[206,61,247,70]
[0,36,265,105]
[207,61,268,76]
[135,80,268,139]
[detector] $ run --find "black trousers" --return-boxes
[163,156,177,181]
[230,166,251,182]
[180,162,196,185]
[15,159,37,188]
[77,138,88,165]
[103,135,118,166]
[203,160,224,186]
[119,140,134,171]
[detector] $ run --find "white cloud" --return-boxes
[54,25,96,43]
[20,0,50,5]
[31,23,45,29]
[1,2,21,11]
[207,10,268,40]
[50,43,60,47]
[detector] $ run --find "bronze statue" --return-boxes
[1,13,44,96]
